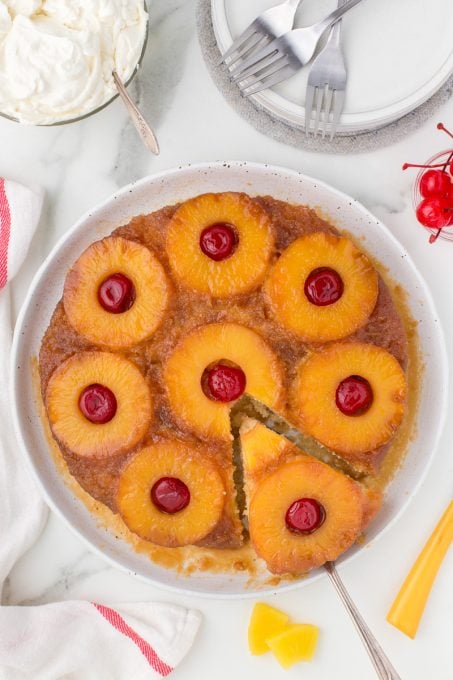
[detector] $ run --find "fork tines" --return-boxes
[229,37,298,96]
[305,86,346,139]
[218,0,302,69]
[240,64,295,97]
[219,22,270,69]
[229,39,281,80]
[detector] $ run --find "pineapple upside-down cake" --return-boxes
[39,192,409,575]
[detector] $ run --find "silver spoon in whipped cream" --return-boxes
[112,70,160,156]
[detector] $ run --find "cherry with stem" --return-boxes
[403,122,453,243]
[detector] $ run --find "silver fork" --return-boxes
[218,0,304,70]
[305,0,348,139]
[231,0,365,96]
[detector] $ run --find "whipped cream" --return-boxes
[0,0,148,124]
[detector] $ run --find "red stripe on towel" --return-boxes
[0,178,11,288]
[92,603,173,676]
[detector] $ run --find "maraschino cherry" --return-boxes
[418,169,451,198]
[403,122,453,243]
[416,198,452,229]
[304,267,344,306]
[202,363,246,402]
[98,273,135,313]
[199,223,238,261]
[151,477,190,514]
[78,384,117,424]
[285,498,325,534]
[335,375,373,416]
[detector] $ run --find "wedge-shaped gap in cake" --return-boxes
[229,394,365,482]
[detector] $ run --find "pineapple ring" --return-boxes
[166,192,274,297]
[46,351,152,458]
[240,419,288,482]
[164,322,285,440]
[249,458,365,574]
[64,237,170,349]
[264,232,378,342]
[117,441,226,547]
[240,420,290,511]
[290,342,407,456]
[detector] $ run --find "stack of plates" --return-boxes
[211,0,453,134]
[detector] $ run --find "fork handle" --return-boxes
[328,0,348,45]
[314,0,364,40]
[324,562,402,680]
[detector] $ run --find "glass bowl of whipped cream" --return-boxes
[0,0,149,125]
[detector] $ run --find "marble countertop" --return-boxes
[4,1,453,678]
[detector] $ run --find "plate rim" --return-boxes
[211,0,453,133]
[10,160,449,599]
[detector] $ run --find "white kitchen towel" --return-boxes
[0,179,201,679]
[0,177,47,591]
[0,601,201,679]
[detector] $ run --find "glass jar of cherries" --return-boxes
[404,123,453,244]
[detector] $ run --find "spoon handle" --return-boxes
[112,70,160,156]
[324,562,401,680]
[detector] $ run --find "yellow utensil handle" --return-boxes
[387,501,453,639]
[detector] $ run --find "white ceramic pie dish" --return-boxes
[10,161,448,598]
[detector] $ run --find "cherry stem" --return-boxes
[437,122,453,139]
[402,162,446,170]
[429,228,442,244]
[442,151,453,173]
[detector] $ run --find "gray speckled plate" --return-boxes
[212,0,453,134]
[198,0,453,152]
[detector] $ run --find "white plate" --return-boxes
[211,0,453,134]
[11,161,448,598]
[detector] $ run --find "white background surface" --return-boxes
[3,1,453,679]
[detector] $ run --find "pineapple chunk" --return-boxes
[266,624,319,669]
[248,603,289,655]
